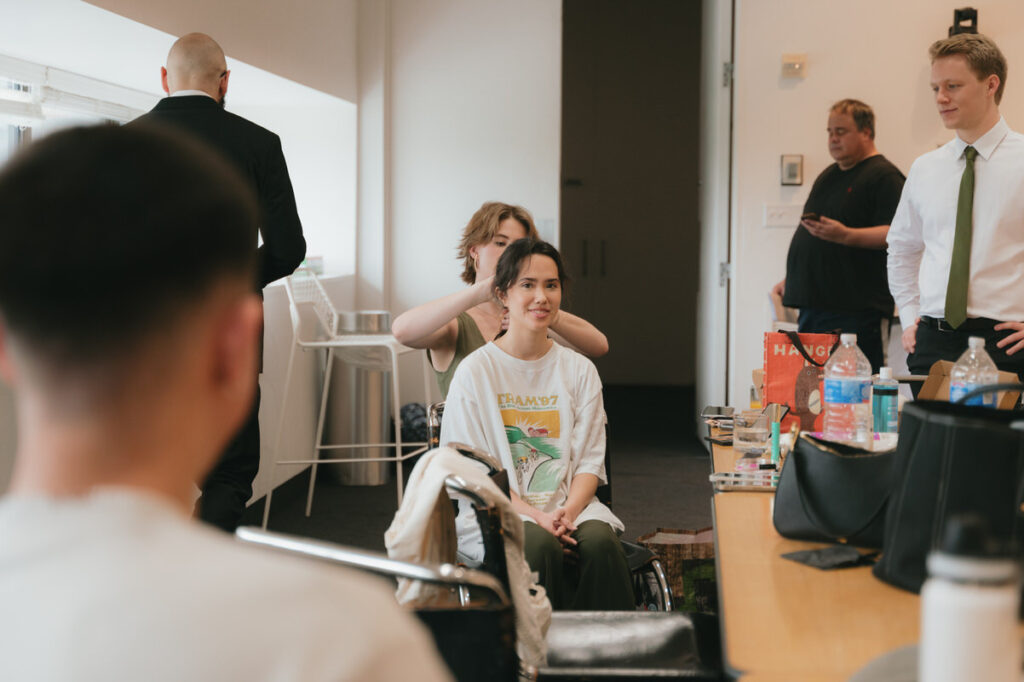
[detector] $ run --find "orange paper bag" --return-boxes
[763,331,839,433]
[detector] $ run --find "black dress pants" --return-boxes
[198,384,261,532]
[908,317,1024,381]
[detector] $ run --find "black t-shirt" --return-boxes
[783,154,905,314]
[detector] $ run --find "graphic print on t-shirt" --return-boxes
[498,393,563,509]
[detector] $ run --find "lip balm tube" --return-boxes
[770,420,781,465]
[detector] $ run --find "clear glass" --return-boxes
[733,410,770,455]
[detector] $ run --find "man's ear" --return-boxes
[209,293,262,397]
[160,67,170,95]
[987,74,1001,99]
[219,70,230,100]
[0,323,17,386]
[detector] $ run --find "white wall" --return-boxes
[386,1,561,305]
[726,0,1024,404]
[241,102,357,278]
[379,0,562,405]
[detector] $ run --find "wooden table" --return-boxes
[710,441,920,680]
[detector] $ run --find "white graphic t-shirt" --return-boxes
[441,342,623,563]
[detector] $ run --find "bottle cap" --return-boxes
[927,514,1018,584]
[968,336,985,350]
[879,367,893,380]
[939,514,1007,557]
[840,333,857,345]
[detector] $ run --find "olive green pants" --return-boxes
[523,519,634,610]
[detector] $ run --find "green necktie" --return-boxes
[945,145,977,329]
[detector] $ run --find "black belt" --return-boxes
[919,315,1000,332]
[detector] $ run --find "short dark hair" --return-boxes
[830,99,875,139]
[493,238,570,298]
[930,33,1007,104]
[0,124,258,371]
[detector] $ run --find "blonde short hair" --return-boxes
[930,33,1007,104]
[456,202,539,284]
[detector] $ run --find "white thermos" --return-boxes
[919,514,1021,682]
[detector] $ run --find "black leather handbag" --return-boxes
[773,433,895,549]
[873,391,1024,593]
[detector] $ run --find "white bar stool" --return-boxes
[262,270,432,528]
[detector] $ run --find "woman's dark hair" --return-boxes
[493,238,570,298]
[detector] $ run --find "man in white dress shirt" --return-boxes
[888,32,1024,379]
[0,125,451,681]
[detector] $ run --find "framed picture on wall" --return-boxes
[780,154,803,186]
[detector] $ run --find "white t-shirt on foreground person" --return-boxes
[442,341,623,563]
[0,489,452,682]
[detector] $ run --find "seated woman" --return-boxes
[391,201,608,398]
[440,238,633,611]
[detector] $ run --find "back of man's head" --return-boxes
[930,32,1008,104]
[0,124,257,389]
[165,33,228,95]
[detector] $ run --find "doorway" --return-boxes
[560,0,702,388]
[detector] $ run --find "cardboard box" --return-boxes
[917,360,1021,409]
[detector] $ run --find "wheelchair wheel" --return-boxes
[633,567,668,611]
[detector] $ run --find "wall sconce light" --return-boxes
[781,54,807,79]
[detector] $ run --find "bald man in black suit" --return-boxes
[134,33,306,531]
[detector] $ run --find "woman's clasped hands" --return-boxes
[536,507,579,555]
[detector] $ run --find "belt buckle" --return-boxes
[937,318,955,332]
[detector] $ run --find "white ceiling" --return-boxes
[0,0,350,109]
[84,0,357,102]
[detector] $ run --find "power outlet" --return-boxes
[763,204,803,228]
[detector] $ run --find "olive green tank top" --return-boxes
[431,311,487,398]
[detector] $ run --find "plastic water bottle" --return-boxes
[919,515,1020,682]
[823,333,872,445]
[872,367,899,433]
[949,336,999,407]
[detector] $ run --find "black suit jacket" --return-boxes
[133,95,306,289]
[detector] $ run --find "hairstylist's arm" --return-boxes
[547,311,609,357]
[391,276,495,349]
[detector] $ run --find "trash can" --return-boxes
[324,310,393,485]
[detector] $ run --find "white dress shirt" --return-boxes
[170,89,214,98]
[887,117,1024,328]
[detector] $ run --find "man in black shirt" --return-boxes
[772,99,905,371]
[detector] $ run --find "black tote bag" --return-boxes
[872,396,1024,593]
[773,434,895,549]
